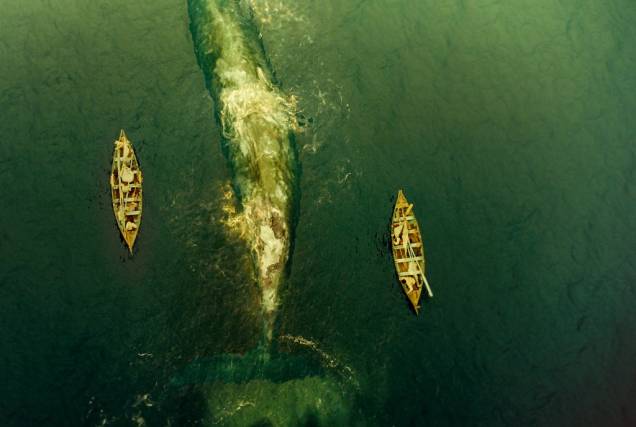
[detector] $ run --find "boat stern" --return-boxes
[408,292,422,315]
[125,237,134,254]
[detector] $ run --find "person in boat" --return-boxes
[401,221,410,246]
[120,166,135,191]
[115,138,127,160]
[401,276,417,293]
[393,205,414,245]
[392,222,404,245]
[115,137,134,163]
[400,256,423,293]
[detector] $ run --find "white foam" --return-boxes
[279,335,359,388]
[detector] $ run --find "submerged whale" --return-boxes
[188,0,297,342]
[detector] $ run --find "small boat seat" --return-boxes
[112,184,140,189]
[394,256,424,263]
[394,242,422,249]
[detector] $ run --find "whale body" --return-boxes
[188,0,297,342]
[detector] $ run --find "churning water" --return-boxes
[0,0,635,425]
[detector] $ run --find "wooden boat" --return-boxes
[110,129,142,253]
[390,189,432,314]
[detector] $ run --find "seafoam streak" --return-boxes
[188,0,297,342]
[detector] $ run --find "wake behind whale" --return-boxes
[188,0,297,342]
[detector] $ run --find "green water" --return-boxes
[1,0,635,425]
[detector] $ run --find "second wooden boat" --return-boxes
[390,189,432,314]
[110,129,143,253]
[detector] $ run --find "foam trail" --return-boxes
[188,0,297,343]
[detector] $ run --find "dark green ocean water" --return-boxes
[1,0,636,425]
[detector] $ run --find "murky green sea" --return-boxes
[1,0,636,425]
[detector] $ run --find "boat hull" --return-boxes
[390,189,432,313]
[110,130,143,253]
